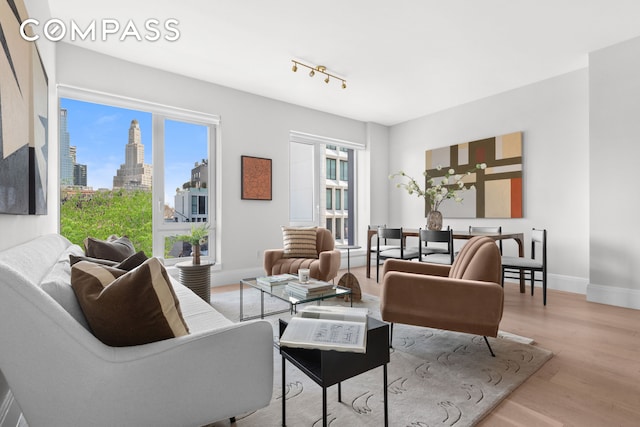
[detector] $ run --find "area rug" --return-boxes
[210,288,552,426]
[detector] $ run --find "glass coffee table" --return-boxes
[239,278,352,321]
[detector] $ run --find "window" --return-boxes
[326,158,336,180]
[289,131,361,245]
[340,160,348,181]
[58,88,219,264]
[343,219,348,240]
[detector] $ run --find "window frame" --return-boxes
[58,85,221,265]
[289,131,363,244]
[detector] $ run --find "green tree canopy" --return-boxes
[61,189,152,255]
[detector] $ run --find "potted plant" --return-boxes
[173,223,209,265]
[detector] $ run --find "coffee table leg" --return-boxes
[260,290,265,319]
[239,281,244,321]
[338,382,341,402]
[282,356,286,426]
[384,363,388,427]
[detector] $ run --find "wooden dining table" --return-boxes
[366,228,527,292]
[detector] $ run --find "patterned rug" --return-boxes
[209,288,552,426]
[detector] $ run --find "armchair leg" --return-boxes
[483,336,495,357]
[230,416,236,424]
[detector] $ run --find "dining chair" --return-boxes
[376,227,420,282]
[501,228,548,305]
[368,224,398,277]
[419,228,454,265]
[469,225,503,254]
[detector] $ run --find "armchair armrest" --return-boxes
[318,249,341,282]
[381,271,504,337]
[263,249,285,275]
[382,258,451,278]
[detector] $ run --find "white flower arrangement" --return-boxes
[389,163,486,211]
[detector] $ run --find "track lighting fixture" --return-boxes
[291,60,347,89]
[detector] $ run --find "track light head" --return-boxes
[309,69,315,77]
[324,76,330,84]
[292,63,297,72]
[342,81,347,89]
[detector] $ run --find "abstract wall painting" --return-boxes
[425,132,523,219]
[0,0,48,215]
[241,156,272,200]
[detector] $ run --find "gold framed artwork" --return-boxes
[241,155,272,200]
[425,132,523,218]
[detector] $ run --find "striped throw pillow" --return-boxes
[282,226,318,259]
[71,258,189,346]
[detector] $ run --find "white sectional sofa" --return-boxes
[0,234,273,427]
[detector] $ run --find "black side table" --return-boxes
[279,317,390,426]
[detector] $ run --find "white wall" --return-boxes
[1,0,56,420]
[388,70,590,294]
[589,36,640,309]
[55,43,370,284]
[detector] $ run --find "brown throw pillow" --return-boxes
[70,251,148,271]
[282,226,318,259]
[84,235,136,262]
[69,254,118,267]
[114,251,148,271]
[71,258,189,347]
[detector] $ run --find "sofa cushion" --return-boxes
[282,226,318,259]
[83,235,136,262]
[40,244,91,330]
[71,258,189,346]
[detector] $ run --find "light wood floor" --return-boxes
[213,265,640,426]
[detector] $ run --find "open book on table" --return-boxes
[279,306,369,353]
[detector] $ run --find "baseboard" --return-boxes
[0,391,22,427]
[505,273,588,295]
[211,267,265,287]
[587,283,640,310]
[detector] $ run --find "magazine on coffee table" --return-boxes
[279,306,369,353]
[255,274,298,289]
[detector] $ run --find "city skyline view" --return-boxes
[60,98,208,207]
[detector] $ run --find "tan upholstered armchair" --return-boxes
[380,236,504,356]
[263,227,341,282]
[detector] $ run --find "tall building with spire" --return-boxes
[113,119,153,190]
[59,109,74,186]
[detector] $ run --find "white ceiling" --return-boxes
[46,0,640,126]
